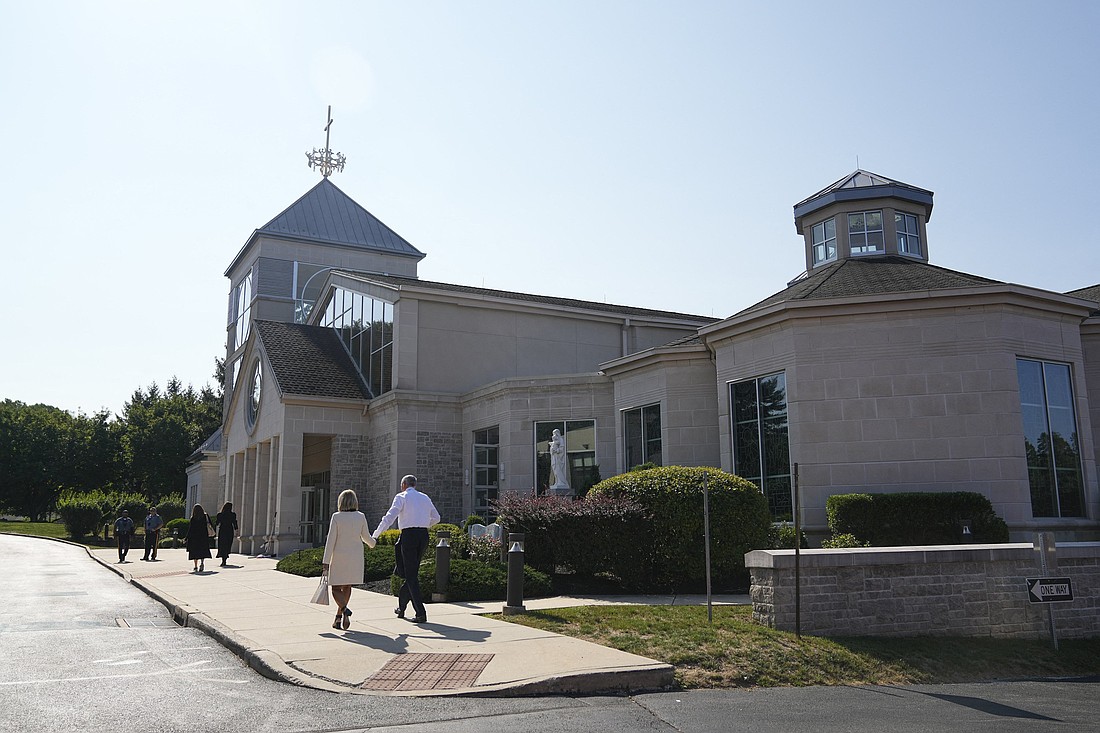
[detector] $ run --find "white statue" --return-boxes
[548,428,570,492]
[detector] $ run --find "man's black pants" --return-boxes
[143,530,159,560]
[117,533,131,561]
[394,527,430,620]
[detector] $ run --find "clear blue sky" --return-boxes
[3,1,1098,417]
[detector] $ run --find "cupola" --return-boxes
[793,170,934,271]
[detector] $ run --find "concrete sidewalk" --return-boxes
[88,547,748,697]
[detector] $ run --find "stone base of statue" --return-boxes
[547,483,572,497]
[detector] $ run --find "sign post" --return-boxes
[1031,532,1063,650]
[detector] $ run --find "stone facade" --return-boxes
[416,430,464,523]
[746,543,1100,638]
[331,434,370,509]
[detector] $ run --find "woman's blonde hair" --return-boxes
[337,489,359,512]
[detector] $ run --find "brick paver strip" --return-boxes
[362,653,495,691]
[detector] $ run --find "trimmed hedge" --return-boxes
[274,545,396,582]
[825,491,1010,546]
[588,466,772,592]
[389,558,552,602]
[56,493,103,539]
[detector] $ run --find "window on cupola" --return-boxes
[896,212,921,256]
[811,218,836,265]
[848,211,884,254]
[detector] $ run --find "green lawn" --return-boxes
[0,520,115,547]
[489,604,1100,689]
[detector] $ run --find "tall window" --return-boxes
[848,210,884,254]
[1017,358,1085,517]
[535,420,598,496]
[320,287,395,397]
[895,212,921,256]
[232,268,253,351]
[473,426,500,519]
[731,373,791,519]
[811,218,837,265]
[623,404,662,468]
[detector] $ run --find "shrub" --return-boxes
[376,529,400,546]
[820,533,869,548]
[468,535,503,563]
[275,544,396,582]
[364,545,396,581]
[826,492,1011,546]
[493,492,648,580]
[163,518,190,539]
[768,522,808,549]
[110,493,149,523]
[277,547,324,577]
[155,496,186,524]
[430,523,467,559]
[462,514,487,531]
[56,492,104,539]
[389,558,552,602]
[588,466,772,592]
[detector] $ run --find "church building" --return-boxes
[187,160,1100,552]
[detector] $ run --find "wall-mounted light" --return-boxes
[500,462,506,481]
[464,468,470,486]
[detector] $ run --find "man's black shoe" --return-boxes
[394,608,405,619]
[410,616,427,624]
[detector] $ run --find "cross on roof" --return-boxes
[305,105,346,178]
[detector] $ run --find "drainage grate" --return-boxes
[116,618,180,628]
[361,653,494,691]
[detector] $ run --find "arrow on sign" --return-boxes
[1026,577,1073,603]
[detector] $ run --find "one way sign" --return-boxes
[1026,577,1073,603]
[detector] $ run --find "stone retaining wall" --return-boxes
[745,543,1100,638]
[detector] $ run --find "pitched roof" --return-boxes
[187,426,222,462]
[1066,284,1100,315]
[254,320,371,400]
[257,178,425,258]
[793,169,934,224]
[737,256,1002,315]
[338,272,718,323]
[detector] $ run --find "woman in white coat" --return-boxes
[322,489,377,630]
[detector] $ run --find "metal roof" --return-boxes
[793,169,934,226]
[257,178,425,258]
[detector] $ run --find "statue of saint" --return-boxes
[548,428,570,492]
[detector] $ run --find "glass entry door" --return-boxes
[299,484,330,546]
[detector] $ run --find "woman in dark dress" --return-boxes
[186,503,213,573]
[215,502,239,567]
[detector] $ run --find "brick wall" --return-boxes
[416,430,463,524]
[746,543,1100,638]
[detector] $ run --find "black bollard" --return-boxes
[503,532,526,615]
[434,529,451,602]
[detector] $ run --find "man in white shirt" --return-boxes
[372,474,440,623]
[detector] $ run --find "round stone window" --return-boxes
[246,359,262,430]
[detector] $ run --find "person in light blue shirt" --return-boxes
[372,475,440,624]
[142,506,165,561]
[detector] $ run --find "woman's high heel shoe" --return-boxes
[332,613,343,629]
[342,607,352,630]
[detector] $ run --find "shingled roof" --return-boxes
[257,178,425,258]
[736,255,1003,316]
[254,320,371,401]
[1066,284,1100,315]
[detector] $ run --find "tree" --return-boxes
[121,378,222,502]
[0,400,75,519]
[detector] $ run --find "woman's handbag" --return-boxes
[310,574,330,605]
[207,520,216,538]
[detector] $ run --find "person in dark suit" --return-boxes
[214,502,239,567]
[186,503,213,573]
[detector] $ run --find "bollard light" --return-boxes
[433,530,451,602]
[503,532,526,615]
